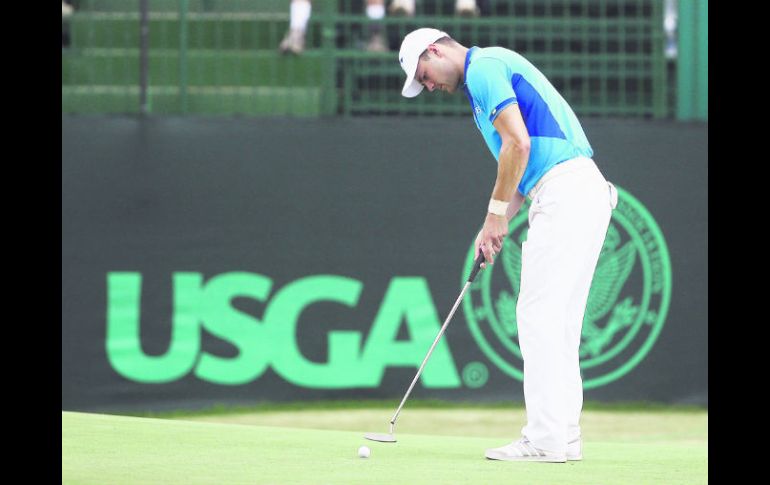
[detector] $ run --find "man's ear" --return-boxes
[427,44,441,57]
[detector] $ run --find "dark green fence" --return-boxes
[62,0,693,119]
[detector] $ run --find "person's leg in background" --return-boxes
[388,0,480,17]
[63,1,74,47]
[365,0,388,52]
[455,0,480,17]
[474,0,491,16]
[279,0,312,55]
[388,0,415,17]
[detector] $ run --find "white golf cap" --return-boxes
[398,28,449,98]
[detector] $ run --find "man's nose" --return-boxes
[426,81,436,91]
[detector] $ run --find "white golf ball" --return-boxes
[358,445,371,458]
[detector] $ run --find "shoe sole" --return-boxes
[485,451,567,463]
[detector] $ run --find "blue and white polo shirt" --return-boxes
[463,46,593,196]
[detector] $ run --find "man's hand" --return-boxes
[475,213,508,267]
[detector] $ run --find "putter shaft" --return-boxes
[387,280,473,433]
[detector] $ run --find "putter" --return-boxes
[364,251,486,443]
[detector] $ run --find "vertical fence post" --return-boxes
[139,0,150,115]
[695,0,708,120]
[319,0,337,116]
[652,0,667,119]
[179,0,189,114]
[676,0,707,121]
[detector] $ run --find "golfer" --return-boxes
[398,28,617,462]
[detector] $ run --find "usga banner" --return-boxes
[62,115,707,412]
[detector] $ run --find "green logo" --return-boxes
[462,185,671,389]
[106,274,462,387]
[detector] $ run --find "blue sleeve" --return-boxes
[466,57,518,124]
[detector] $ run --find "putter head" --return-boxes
[364,432,397,443]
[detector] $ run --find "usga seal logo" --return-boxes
[461,185,671,389]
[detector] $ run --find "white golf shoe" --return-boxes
[485,438,567,463]
[567,436,583,461]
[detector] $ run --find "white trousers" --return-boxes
[517,156,616,453]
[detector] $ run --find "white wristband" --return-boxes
[488,198,509,216]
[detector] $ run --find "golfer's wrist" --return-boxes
[487,198,509,217]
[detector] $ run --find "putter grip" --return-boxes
[467,252,486,283]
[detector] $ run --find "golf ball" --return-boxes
[358,445,371,458]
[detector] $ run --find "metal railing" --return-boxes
[62,0,676,119]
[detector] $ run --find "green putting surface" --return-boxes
[62,410,707,484]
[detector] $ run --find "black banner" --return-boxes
[62,115,707,412]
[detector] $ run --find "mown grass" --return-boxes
[63,410,708,485]
[121,398,706,419]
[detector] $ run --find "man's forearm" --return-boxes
[491,140,529,209]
